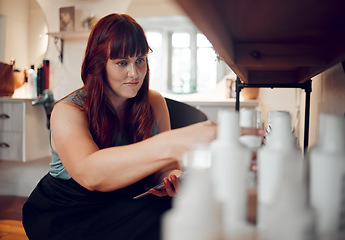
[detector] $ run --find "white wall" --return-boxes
[0,15,6,61]
[127,0,186,18]
[36,0,132,100]
[28,0,48,68]
[0,0,29,69]
[309,63,345,146]
[0,0,47,69]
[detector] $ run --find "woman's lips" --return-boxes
[124,81,139,86]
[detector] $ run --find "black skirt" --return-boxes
[22,174,172,240]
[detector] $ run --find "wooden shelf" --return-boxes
[175,0,345,84]
[47,31,90,40]
[47,31,90,63]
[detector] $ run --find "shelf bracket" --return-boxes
[53,37,64,63]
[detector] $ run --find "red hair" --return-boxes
[80,13,154,149]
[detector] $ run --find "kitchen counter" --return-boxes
[163,94,258,123]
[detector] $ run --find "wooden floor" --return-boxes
[0,195,28,239]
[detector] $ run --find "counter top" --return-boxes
[162,79,259,108]
[0,97,35,103]
[164,93,258,108]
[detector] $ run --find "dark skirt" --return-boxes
[22,174,172,240]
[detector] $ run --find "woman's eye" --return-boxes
[136,58,146,64]
[117,61,127,66]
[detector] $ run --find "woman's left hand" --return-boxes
[148,174,180,197]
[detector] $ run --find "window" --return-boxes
[171,33,192,93]
[141,16,229,94]
[146,32,163,91]
[197,33,217,93]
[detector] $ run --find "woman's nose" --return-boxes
[128,63,138,78]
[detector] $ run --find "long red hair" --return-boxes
[80,13,154,149]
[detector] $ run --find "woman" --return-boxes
[22,13,216,240]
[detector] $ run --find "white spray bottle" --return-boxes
[257,111,304,236]
[210,110,252,239]
[162,145,221,240]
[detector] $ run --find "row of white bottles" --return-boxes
[163,110,254,240]
[163,109,344,240]
[309,113,345,240]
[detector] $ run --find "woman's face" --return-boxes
[105,55,147,101]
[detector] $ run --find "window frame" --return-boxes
[138,16,230,94]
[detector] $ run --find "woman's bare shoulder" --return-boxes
[50,98,92,152]
[149,89,164,102]
[148,90,170,132]
[53,100,84,116]
[148,90,166,111]
[51,100,87,131]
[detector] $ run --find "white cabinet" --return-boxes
[0,98,50,162]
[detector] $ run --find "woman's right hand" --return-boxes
[178,120,217,146]
[164,120,217,159]
[184,120,217,145]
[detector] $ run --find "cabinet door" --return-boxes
[0,132,23,161]
[0,102,24,132]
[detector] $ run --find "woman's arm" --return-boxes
[149,90,182,180]
[50,99,216,193]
